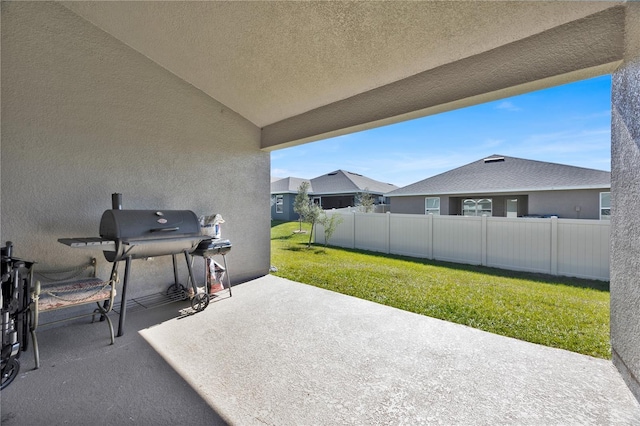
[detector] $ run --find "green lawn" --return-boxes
[270,220,611,359]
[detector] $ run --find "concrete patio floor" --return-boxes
[2,275,639,425]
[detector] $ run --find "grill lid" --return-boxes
[100,209,200,241]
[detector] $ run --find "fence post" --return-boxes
[351,211,356,249]
[386,211,391,254]
[427,213,434,260]
[550,216,558,275]
[481,214,488,266]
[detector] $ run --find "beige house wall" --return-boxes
[1,3,270,297]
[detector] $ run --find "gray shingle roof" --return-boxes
[271,170,398,195]
[270,177,310,194]
[387,155,611,197]
[309,170,398,195]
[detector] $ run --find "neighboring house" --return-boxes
[270,177,311,221]
[271,170,398,220]
[387,155,611,220]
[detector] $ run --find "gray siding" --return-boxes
[390,190,605,219]
[528,189,603,219]
[272,193,300,222]
[389,196,427,214]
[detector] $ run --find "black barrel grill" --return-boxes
[98,209,203,262]
[59,194,231,336]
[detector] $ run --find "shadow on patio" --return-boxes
[2,275,640,425]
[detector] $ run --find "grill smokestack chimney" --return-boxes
[112,193,123,210]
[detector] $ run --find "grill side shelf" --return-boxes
[58,238,116,251]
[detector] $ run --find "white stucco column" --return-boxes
[610,2,640,403]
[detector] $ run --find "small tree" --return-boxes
[293,181,311,232]
[355,188,375,213]
[318,212,343,247]
[293,181,322,246]
[305,203,323,248]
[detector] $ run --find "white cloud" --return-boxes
[270,168,290,179]
[496,128,611,171]
[570,110,611,120]
[518,128,610,152]
[495,101,521,112]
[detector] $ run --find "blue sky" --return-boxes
[270,75,612,188]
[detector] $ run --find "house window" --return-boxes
[275,195,283,214]
[600,192,610,220]
[425,197,440,215]
[463,198,492,216]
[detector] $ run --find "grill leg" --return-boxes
[117,256,131,337]
[184,251,198,294]
[222,254,232,297]
[172,254,179,286]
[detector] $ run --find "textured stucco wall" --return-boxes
[262,6,624,149]
[1,3,269,298]
[611,2,640,402]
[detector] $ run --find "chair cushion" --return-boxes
[38,277,115,312]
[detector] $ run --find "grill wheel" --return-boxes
[190,293,209,312]
[1,358,19,390]
[166,283,189,301]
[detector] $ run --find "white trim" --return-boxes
[599,191,611,220]
[462,198,493,217]
[425,197,440,215]
[275,194,284,214]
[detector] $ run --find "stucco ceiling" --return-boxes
[60,1,625,148]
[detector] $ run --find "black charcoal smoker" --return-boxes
[60,194,213,336]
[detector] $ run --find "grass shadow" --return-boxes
[272,234,296,241]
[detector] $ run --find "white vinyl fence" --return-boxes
[315,212,610,281]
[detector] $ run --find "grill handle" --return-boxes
[150,227,180,233]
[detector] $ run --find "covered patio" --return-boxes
[3,0,640,415]
[3,275,639,424]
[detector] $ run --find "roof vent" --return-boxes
[328,172,338,176]
[484,156,505,163]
